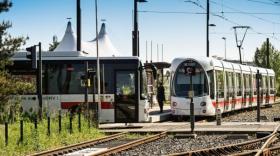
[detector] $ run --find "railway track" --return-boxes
[29,132,128,156]
[167,124,280,156]
[91,131,167,156]
[29,131,167,156]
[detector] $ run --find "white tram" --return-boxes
[170,57,276,117]
[9,51,150,123]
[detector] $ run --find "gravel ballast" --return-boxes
[115,135,255,156]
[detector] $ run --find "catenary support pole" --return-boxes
[95,0,100,128]
[206,0,209,57]
[77,0,81,51]
[38,42,42,120]
[266,38,270,68]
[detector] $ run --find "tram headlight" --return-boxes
[200,102,206,106]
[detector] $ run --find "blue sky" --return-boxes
[1,0,280,62]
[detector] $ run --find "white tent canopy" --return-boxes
[54,21,120,57]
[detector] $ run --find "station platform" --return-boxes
[99,122,280,134]
[148,105,171,122]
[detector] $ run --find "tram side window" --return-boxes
[207,70,215,99]
[253,75,257,95]
[45,63,85,94]
[232,72,235,97]
[249,74,252,96]
[266,76,269,95]
[243,74,246,95]
[215,70,224,98]
[236,73,242,96]
[140,68,148,99]
[270,76,275,94]
[226,72,232,97]
[245,74,250,95]
[262,76,266,94]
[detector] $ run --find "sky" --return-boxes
[1,0,280,63]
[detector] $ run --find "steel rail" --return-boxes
[29,132,128,156]
[90,131,167,156]
[167,124,280,156]
[255,124,280,156]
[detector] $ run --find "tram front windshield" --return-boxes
[173,61,208,97]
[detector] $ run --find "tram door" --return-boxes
[115,70,137,123]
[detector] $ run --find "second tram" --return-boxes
[9,51,150,123]
[170,57,275,117]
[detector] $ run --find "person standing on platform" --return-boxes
[157,82,165,113]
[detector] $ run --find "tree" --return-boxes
[253,40,280,94]
[48,35,59,51]
[0,0,35,122]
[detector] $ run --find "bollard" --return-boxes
[78,111,81,132]
[34,116,37,130]
[5,122,8,146]
[216,109,222,125]
[69,113,73,134]
[47,116,50,136]
[20,120,23,143]
[58,111,62,133]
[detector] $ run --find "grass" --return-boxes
[0,115,105,156]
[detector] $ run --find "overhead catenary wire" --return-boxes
[246,0,280,6]
[139,10,280,15]
[184,0,280,41]
[210,0,280,25]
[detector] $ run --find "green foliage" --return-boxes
[0,114,104,156]
[0,0,34,123]
[0,0,12,13]
[48,35,59,51]
[253,40,280,94]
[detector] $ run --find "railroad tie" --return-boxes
[262,148,272,156]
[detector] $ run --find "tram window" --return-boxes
[249,74,252,95]
[207,70,215,99]
[253,75,257,95]
[228,72,233,97]
[226,72,231,97]
[243,74,247,95]
[262,76,266,94]
[236,73,242,96]
[244,74,250,95]
[140,68,148,99]
[270,76,275,94]
[174,62,208,98]
[215,70,224,98]
[232,73,235,97]
[45,63,85,94]
[266,76,269,94]
[116,72,135,96]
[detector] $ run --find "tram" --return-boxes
[9,51,149,123]
[170,57,275,117]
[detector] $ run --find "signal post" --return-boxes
[183,63,196,133]
[26,42,42,120]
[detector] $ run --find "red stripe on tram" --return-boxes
[61,102,81,109]
[61,102,114,109]
[212,96,275,107]
[101,102,114,109]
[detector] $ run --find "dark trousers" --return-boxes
[158,101,163,113]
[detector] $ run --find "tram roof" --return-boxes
[171,57,274,76]
[11,51,140,61]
